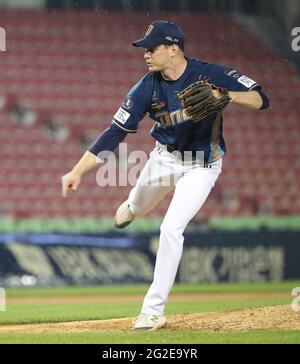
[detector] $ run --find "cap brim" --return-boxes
[132,37,163,49]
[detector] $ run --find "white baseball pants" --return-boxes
[128,142,222,316]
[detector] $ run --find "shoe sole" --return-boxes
[132,319,167,332]
[115,219,133,229]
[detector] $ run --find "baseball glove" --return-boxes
[178,79,231,122]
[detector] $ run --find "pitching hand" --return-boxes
[61,170,81,198]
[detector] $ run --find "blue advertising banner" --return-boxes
[0,231,299,287]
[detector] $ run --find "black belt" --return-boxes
[165,144,212,167]
[166,145,198,161]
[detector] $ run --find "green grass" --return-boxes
[1,282,299,344]
[6,281,299,297]
[0,298,289,325]
[0,330,300,344]
[209,215,300,231]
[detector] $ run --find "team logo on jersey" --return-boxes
[122,96,133,110]
[237,75,256,88]
[145,25,154,37]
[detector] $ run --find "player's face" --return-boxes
[144,45,171,72]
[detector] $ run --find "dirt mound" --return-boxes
[0,305,299,333]
[168,305,300,332]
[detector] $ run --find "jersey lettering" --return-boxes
[155,109,191,127]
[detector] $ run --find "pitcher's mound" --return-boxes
[0,305,299,333]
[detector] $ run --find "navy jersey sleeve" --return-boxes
[112,75,151,133]
[88,123,127,156]
[206,63,261,92]
[204,63,269,109]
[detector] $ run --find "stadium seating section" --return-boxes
[0,11,299,219]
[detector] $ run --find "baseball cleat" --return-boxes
[114,200,134,229]
[132,314,167,331]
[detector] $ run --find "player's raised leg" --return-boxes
[115,146,180,228]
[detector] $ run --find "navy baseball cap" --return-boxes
[132,20,185,50]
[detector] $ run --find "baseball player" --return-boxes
[61,20,269,331]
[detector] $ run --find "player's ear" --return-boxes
[168,44,178,57]
[172,44,181,55]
